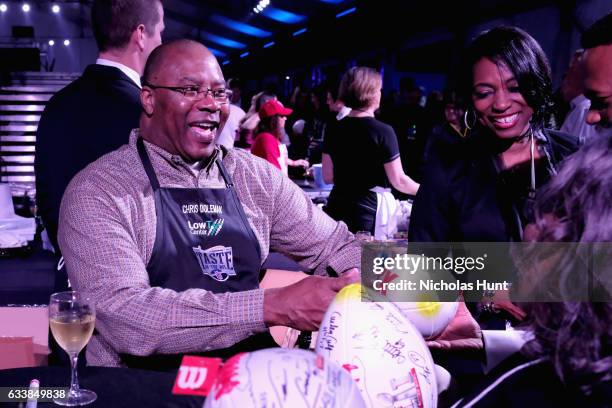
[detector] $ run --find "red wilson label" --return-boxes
[172,356,223,396]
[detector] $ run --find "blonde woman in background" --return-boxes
[322,66,419,235]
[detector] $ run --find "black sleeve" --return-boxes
[322,120,336,155]
[35,98,61,250]
[422,125,444,168]
[408,157,455,242]
[378,122,400,164]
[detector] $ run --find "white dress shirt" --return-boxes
[216,104,246,149]
[561,94,612,142]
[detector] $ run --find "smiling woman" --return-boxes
[471,58,535,140]
[410,26,582,244]
[408,26,583,326]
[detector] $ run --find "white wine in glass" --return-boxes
[49,291,97,406]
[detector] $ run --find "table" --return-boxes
[0,366,204,407]
[0,241,56,306]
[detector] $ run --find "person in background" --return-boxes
[453,135,612,407]
[216,82,246,149]
[423,89,445,130]
[556,49,584,123]
[251,99,309,176]
[287,85,315,162]
[422,89,469,168]
[36,0,164,255]
[326,82,351,121]
[323,66,419,236]
[580,12,612,128]
[235,91,276,149]
[227,78,244,110]
[559,48,611,142]
[58,40,359,369]
[302,84,333,164]
[380,76,428,183]
[35,0,164,288]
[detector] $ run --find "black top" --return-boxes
[35,64,141,251]
[422,122,469,170]
[322,116,401,233]
[409,128,581,243]
[452,352,612,407]
[323,116,400,196]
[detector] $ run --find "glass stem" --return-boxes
[69,353,80,396]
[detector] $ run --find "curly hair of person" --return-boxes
[519,135,612,398]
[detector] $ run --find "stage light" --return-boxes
[201,32,246,49]
[260,7,306,24]
[210,14,271,38]
[48,39,55,46]
[22,3,30,12]
[285,76,290,80]
[0,4,7,12]
[52,4,60,13]
[239,51,249,58]
[253,0,270,14]
[207,46,226,58]
[63,39,70,46]
[336,7,357,18]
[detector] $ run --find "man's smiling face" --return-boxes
[142,42,230,162]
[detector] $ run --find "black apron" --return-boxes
[122,139,277,370]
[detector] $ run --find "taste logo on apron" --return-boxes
[192,245,236,282]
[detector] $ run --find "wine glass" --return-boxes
[49,291,97,406]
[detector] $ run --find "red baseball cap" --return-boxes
[259,99,293,119]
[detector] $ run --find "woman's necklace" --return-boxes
[499,127,539,197]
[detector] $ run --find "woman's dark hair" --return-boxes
[517,135,612,397]
[462,26,553,131]
[254,115,283,139]
[443,88,466,110]
[255,92,276,112]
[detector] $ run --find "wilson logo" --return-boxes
[172,356,222,397]
[177,366,208,389]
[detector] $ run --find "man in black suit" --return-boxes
[35,0,165,255]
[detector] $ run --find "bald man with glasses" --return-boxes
[58,40,359,370]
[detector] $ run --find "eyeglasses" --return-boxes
[144,83,230,102]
